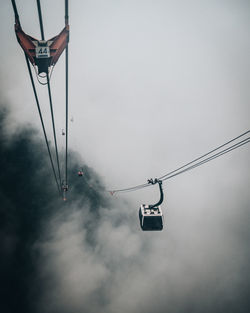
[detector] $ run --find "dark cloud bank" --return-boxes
[0,106,250,313]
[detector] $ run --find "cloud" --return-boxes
[1,101,250,313]
[0,104,143,313]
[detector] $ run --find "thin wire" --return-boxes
[65,46,69,186]
[11,0,19,22]
[36,0,63,188]
[109,131,250,194]
[25,55,61,195]
[65,0,69,25]
[158,130,250,180]
[108,182,149,195]
[46,74,63,187]
[163,137,250,181]
[11,0,61,195]
[36,0,45,40]
[65,0,69,187]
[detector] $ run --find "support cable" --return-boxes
[36,0,45,40]
[109,182,150,195]
[109,131,250,194]
[158,130,250,181]
[11,0,19,22]
[162,136,250,182]
[36,0,63,188]
[65,47,69,186]
[11,0,61,195]
[65,0,69,187]
[65,0,69,25]
[25,55,61,195]
[46,74,63,187]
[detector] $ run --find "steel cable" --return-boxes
[110,131,250,194]
[36,0,63,188]
[158,130,250,181]
[25,56,61,195]
[36,0,45,40]
[162,137,250,181]
[11,0,61,195]
[65,0,69,187]
[46,74,63,187]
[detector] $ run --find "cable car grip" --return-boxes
[147,178,164,208]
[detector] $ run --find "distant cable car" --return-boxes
[62,182,68,201]
[62,183,68,192]
[139,179,164,231]
[78,168,83,176]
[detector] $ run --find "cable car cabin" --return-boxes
[139,204,163,231]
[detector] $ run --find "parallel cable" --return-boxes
[46,74,63,187]
[36,0,63,188]
[162,137,250,181]
[25,55,61,195]
[109,131,250,194]
[158,130,250,180]
[11,0,61,195]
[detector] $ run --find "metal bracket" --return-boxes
[147,178,164,208]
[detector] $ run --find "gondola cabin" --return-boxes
[139,204,163,231]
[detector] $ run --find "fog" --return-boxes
[0,1,250,312]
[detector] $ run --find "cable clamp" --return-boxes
[147,178,162,185]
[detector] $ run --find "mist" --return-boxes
[0,102,250,313]
[1,0,250,312]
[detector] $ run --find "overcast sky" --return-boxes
[0,1,250,313]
